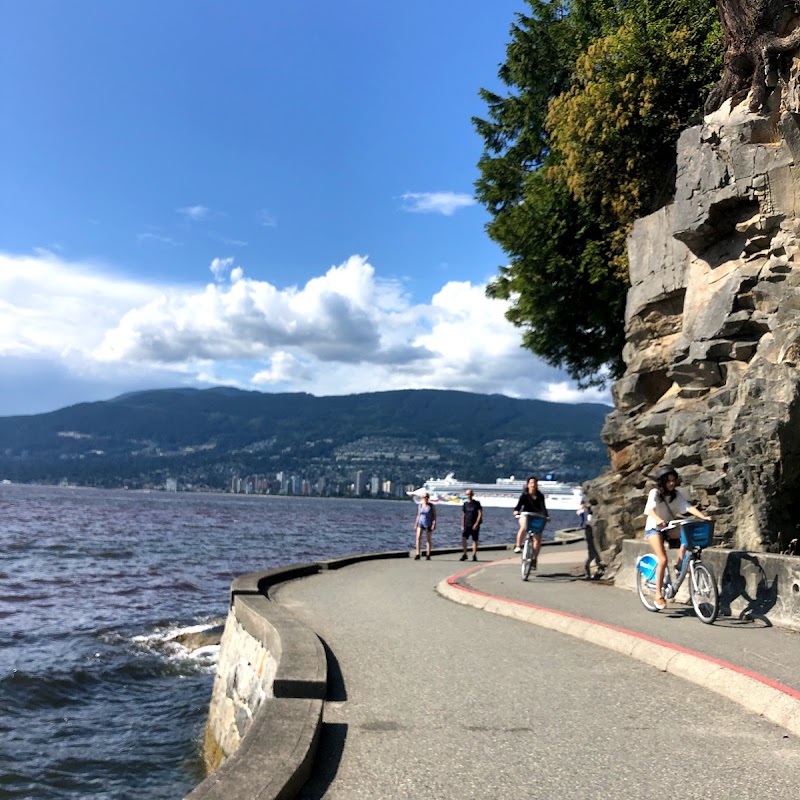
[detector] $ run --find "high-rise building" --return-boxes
[354,470,365,495]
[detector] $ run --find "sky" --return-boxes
[0,0,612,418]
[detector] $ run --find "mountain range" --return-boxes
[0,388,611,491]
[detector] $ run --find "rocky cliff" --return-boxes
[585,79,800,557]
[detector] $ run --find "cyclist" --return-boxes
[513,476,550,568]
[644,465,711,609]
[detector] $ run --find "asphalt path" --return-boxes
[462,544,800,692]
[272,547,800,800]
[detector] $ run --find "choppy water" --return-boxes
[0,484,575,799]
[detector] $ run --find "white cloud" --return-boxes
[177,205,210,221]
[210,256,235,282]
[541,381,610,405]
[0,249,611,416]
[0,251,162,360]
[252,351,312,385]
[401,191,476,216]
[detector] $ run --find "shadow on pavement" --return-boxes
[297,638,348,799]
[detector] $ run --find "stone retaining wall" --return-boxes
[185,552,409,800]
[617,539,800,629]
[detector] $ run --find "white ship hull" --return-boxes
[408,474,583,511]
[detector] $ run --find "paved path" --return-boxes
[272,544,800,799]
[461,545,800,692]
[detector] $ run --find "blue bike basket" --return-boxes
[526,515,547,534]
[637,554,657,581]
[681,520,714,548]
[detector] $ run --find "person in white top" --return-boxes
[644,465,711,609]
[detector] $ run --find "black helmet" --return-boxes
[653,464,680,485]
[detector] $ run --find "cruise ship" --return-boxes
[408,474,583,510]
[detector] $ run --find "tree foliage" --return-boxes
[475,0,721,386]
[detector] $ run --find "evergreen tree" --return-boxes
[474,0,720,386]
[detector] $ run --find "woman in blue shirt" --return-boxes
[413,493,437,561]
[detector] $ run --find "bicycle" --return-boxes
[635,519,719,624]
[519,512,547,581]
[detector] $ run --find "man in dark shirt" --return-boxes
[460,489,483,562]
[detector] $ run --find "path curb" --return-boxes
[436,569,800,739]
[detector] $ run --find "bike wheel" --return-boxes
[636,568,660,611]
[521,537,533,581]
[690,562,719,624]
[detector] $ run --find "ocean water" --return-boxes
[0,484,576,799]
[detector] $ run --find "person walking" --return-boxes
[577,501,606,579]
[413,493,436,560]
[644,465,711,609]
[513,476,549,569]
[460,489,483,562]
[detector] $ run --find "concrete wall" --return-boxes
[617,538,800,629]
[185,563,328,800]
[185,552,410,800]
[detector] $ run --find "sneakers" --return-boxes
[459,553,468,561]
[513,546,522,553]
[531,557,538,571]
[472,555,477,562]
[425,555,431,561]
[413,554,420,560]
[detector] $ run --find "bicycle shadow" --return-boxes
[530,571,583,583]
[657,604,771,628]
[719,552,778,627]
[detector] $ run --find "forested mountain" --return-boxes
[0,388,610,491]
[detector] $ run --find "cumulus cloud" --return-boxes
[94,255,425,365]
[210,257,235,282]
[401,191,476,216]
[0,249,610,415]
[252,351,312,384]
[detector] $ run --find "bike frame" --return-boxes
[519,512,547,581]
[649,521,711,599]
[662,540,702,600]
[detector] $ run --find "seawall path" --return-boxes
[270,543,800,799]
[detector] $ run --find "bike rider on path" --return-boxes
[644,465,712,609]
[513,476,550,568]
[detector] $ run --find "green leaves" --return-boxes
[475,0,721,387]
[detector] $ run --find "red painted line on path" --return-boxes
[447,563,800,701]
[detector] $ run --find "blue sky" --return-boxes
[0,0,611,417]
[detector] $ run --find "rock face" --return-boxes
[585,84,800,558]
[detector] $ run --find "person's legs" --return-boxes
[532,532,542,567]
[425,529,432,558]
[514,519,526,551]
[460,535,468,560]
[647,531,668,606]
[415,527,423,558]
[471,532,479,559]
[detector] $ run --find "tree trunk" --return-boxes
[706,0,800,113]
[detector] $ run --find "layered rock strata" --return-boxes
[585,87,800,557]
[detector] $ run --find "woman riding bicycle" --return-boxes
[513,476,550,566]
[644,465,711,609]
